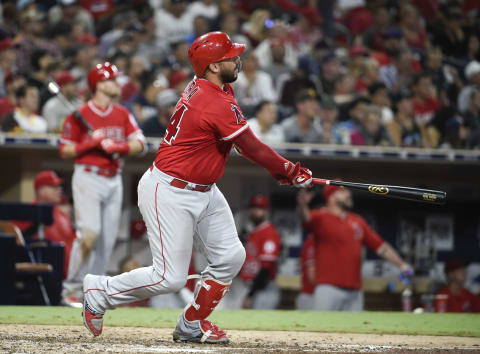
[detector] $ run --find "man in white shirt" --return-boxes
[42,71,83,132]
[248,101,285,144]
[1,84,47,133]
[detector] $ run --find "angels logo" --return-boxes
[231,104,245,124]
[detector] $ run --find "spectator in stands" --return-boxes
[333,97,370,145]
[130,73,167,124]
[68,43,98,94]
[185,15,211,44]
[431,5,471,62]
[411,74,441,128]
[120,55,148,103]
[297,186,412,311]
[296,233,315,310]
[48,0,95,35]
[332,73,355,107]
[369,82,394,126]
[288,15,322,58]
[348,45,370,84]
[464,89,480,148]
[319,52,342,95]
[373,27,405,67]
[318,96,338,145]
[153,0,194,44]
[161,40,190,73]
[355,58,380,96]
[254,21,298,72]
[248,100,284,144]
[0,38,16,97]
[135,14,169,67]
[458,61,480,113]
[11,171,76,279]
[0,72,26,124]
[435,259,480,313]
[42,71,83,132]
[359,105,393,146]
[15,7,61,75]
[219,12,251,48]
[281,89,322,144]
[241,9,271,49]
[389,93,423,147]
[240,194,282,310]
[259,38,292,89]
[169,69,191,96]
[363,6,391,52]
[232,51,276,115]
[140,89,178,138]
[424,46,462,94]
[379,50,415,94]
[399,3,427,53]
[1,84,47,133]
[97,11,139,58]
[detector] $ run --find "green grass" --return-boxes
[0,306,479,337]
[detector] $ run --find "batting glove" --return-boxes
[101,139,130,156]
[286,162,313,188]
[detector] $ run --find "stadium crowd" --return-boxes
[0,0,479,149]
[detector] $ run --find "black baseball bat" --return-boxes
[313,178,446,205]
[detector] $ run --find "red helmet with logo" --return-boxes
[188,31,246,77]
[87,62,119,92]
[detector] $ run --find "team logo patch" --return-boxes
[231,104,245,124]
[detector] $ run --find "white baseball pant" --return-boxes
[64,165,123,296]
[84,166,245,313]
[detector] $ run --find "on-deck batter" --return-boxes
[82,32,313,343]
[59,62,145,304]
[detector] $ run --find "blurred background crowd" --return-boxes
[0,0,479,149]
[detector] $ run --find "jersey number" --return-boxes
[164,104,187,145]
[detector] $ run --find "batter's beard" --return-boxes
[220,70,237,84]
[250,214,266,226]
[338,199,353,211]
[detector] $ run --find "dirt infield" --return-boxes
[1,324,479,353]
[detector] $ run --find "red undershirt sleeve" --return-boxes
[232,127,292,182]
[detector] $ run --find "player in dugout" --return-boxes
[81,31,313,344]
[297,183,413,311]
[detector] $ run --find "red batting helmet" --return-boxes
[87,62,119,92]
[188,31,246,77]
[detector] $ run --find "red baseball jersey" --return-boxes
[308,208,384,290]
[412,96,440,126]
[60,100,144,171]
[435,286,480,313]
[300,234,316,294]
[154,78,248,185]
[240,221,281,282]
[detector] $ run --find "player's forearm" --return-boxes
[127,139,144,155]
[297,204,310,224]
[59,143,78,159]
[233,128,290,179]
[306,262,315,285]
[376,242,406,268]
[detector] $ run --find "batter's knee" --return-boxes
[152,267,186,293]
[226,243,246,278]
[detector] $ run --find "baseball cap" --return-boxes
[349,45,368,57]
[249,194,269,209]
[465,60,480,80]
[295,89,317,104]
[169,70,190,89]
[0,38,14,53]
[323,181,343,202]
[55,71,77,87]
[444,259,467,274]
[34,170,63,190]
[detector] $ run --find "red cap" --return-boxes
[55,71,77,87]
[350,45,369,57]
[444,259,466,274]
[77,34,97,46]
[0,38,13,52]
[169,70,189,88]
[323,183,342,202]
[34,170,63,190]
[249,194,269,209]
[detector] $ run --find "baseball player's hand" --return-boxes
[101,139,130,156]
[74,130,105,155]
[286,162,313,188]
[400,263,414,278]
[91,129,105,143]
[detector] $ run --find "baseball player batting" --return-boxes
[59,62,145,304]
[81,32,312,343]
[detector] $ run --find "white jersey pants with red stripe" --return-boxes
[84,166,246,313]
[64,165,123,294]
